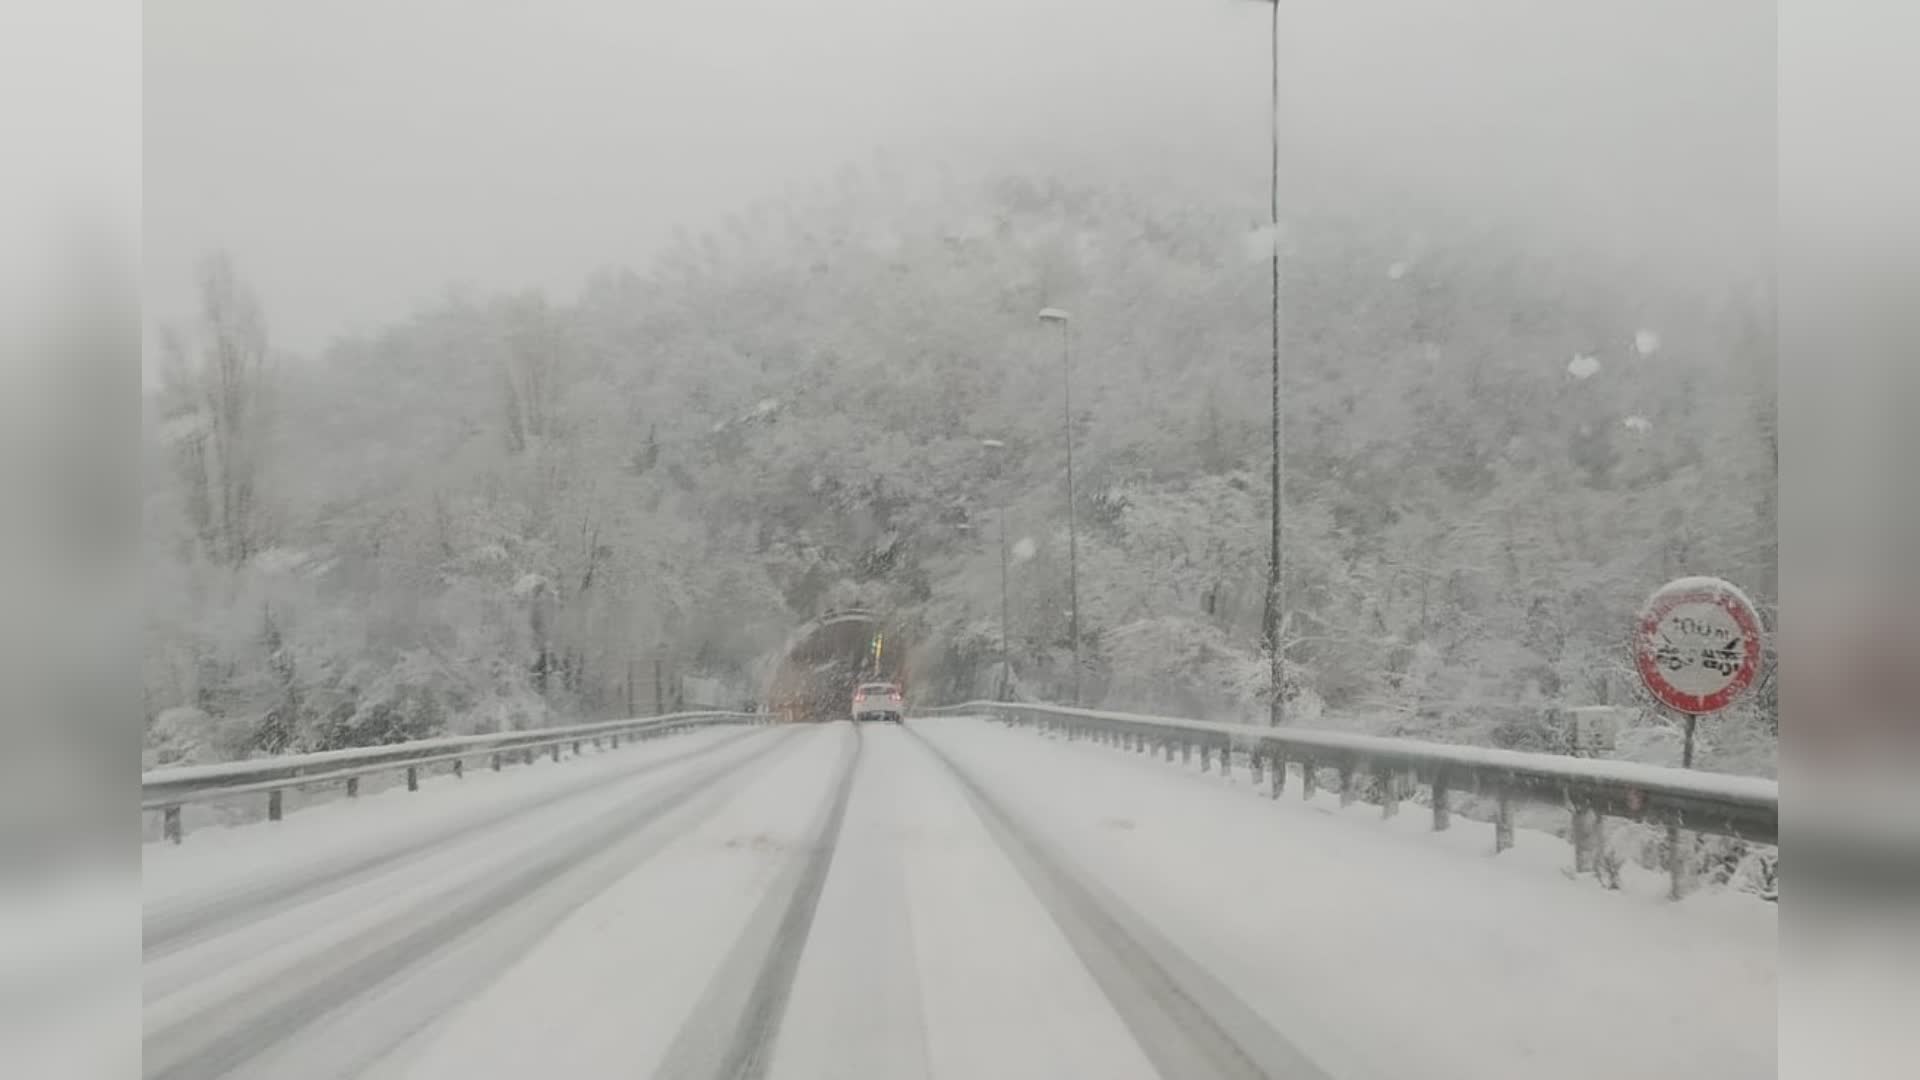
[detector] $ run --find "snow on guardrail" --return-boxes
[918,700,1777,899]
[142,710,766,842]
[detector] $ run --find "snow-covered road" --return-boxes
[142,718,1775,1079]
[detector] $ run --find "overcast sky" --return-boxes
[147,0,1771,353]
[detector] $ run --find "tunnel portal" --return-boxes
[761,609,910,722]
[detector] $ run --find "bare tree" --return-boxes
[499,293,561,454]
[157,252,271,565]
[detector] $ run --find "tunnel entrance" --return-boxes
[762,609,910,722]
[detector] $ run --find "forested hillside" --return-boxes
[143,169,1775,774]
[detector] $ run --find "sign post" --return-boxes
[1561,706,1627,873]
[1633,576,1767,898]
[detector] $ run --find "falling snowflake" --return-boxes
[1011,537,1038,564]
[1387,261,1409,280]
[1242,223,1285,260]
[1567,354,1601,380]
[252,547,313,575]
[1635,330,1661,356]
[1623,415,1653,433]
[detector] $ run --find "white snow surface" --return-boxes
[140,717,1774,1079]
[766,724,1159,1080]
[916,718,1776,1080]
[144,724,749,910]
[143,726,783,1079]
[397,725,848,1079]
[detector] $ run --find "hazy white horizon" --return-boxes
[147,0,1771,354]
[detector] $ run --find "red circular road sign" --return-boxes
[1634,576,1766,714]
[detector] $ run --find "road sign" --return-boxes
[1561,706,1630,753]
[1634,576,1765,715]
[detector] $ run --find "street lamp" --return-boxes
[981,438,1012,700]
[1241,0,1286,724]
[1037,306,1080,706]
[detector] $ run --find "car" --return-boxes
[851,681,904,723]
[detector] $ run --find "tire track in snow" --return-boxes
[144,726,802,1080]
[655,720,864,1080]
[145,725,769,958]
[906,723,1331,1080]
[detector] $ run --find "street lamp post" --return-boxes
[1241,0,1286,724]
[981,438,1012,700]
[1037,306,1080,705]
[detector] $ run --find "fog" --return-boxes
[147,0,1771,350]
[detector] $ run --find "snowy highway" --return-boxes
[143,719,1775,1080]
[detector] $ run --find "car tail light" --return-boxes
[853,692,866,703]
[889,692,902,703]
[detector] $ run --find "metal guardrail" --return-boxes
[919,701,1778,896]
[141,710,768,843]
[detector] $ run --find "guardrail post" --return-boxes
[1571,801,1597,872]
[452,758,464,779]
[1494,792,1514,852]
[550,744,561,763]
[268,789,282,821]
[163,805,182,844]
[1181,739,1192,766]
[1667,823,1688,900]
[1247,749,1261,786]
[573,740,582,756]
[1431,768,1451,831]
[491,752,502,772]
[346,777,360,798]
[1339,763,1357,807]
[1380,768,1399,818]
[1302,762,1318,800]
[1270,751,1286,798]
[406,766,419,792]
[1200,743,1211,772]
